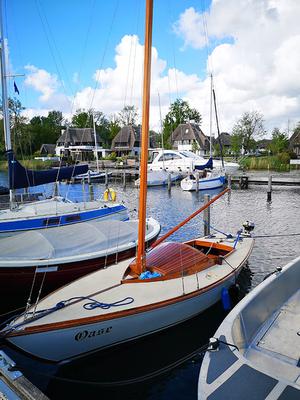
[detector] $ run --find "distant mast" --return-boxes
[136,0,153,273]
[0,1,14,206]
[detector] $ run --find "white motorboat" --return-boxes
[198,256,300,399]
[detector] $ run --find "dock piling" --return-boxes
[168,173,172,192]
[228,175,231,190]
[105,170,108,188]
[267,175,272,202]
[203,194,211,236]
[123,171,126,188]
[195,172,199,193]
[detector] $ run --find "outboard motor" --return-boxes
[242,220,255,236]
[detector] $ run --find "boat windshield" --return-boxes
[179,151,201,159]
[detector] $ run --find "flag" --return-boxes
[14,81,19,95]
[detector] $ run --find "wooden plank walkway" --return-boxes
[0,350,48,399]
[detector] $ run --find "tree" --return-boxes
[230,132,244,157]
[232,111,265,154]
[269,128,289,155]
[71,109,93,128]
[118,105,138,127]
[162,99,201,146]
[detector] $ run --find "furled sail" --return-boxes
[194,157,213,170]
[7,150,88,190]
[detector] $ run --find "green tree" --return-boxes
[162,99,201,146]
[269,128,289,155]
[118,105,138,127]
[71,109,92,128]
[232,111,265,154]
[230,132,244,157]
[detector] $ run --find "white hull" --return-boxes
[4,235,254,362]
[181,175,225,191]
[135,170,181,187]
[9,276,238,362]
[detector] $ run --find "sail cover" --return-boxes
[194,157,213,170]
[7,151,88,190]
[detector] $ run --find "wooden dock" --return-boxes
[231,174,300,186]
[0,350,48,399]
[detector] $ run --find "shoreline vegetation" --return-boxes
[239,154,294,172]
[0,154,296,173]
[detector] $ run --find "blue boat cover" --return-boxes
[7,151,88,190]
[194,157,213,170]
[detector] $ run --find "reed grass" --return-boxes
[240,155,290,172]
[0,159,53,171]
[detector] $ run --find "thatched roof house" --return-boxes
[289,129,300,157]
[171,123,210,155]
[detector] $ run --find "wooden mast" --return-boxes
[136,0,153,273]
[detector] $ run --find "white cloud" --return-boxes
[174,0,300,134]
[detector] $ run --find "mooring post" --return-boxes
[54,181,59,197]
[82,179,86,208]
[105,170,108,188]
[87,170,91,185]
[195,172,199,193]
[203,194,211,236]
[168,173,172,192]
[227,175,231,190]
[267,175,272,202]
[123,171,126,188]
[89,184,94,201]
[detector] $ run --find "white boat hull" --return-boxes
[8,272,239,362]
[5,235,254,362]
[181,175,226,191]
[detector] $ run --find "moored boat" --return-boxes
[0,217,160,307]
[198,256,300,399]
[181,170,226,191]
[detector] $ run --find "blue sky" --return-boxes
[3,0,300,135]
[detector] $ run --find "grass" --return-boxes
[0,159,53,171]
[239,155,290,172]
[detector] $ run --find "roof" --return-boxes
[40,144,56,153]
[57,128,102,145]
[111,125,156,150]
[171,123,210,150]
[289,130,300,145]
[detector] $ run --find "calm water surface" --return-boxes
[1,172,300,399]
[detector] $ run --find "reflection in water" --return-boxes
[0,172,299,399]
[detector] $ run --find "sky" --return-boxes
[3,0,300,137]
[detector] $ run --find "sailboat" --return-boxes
[0,0,254,362]
[0,11,127,236]
[181,75,226,192]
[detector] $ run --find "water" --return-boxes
[1,172,300,399]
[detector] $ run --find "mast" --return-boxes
[157,92,165,170]
[92,113,99,172]
[209,74,213,158]
[0,1,14,206]
[136,0,153,273]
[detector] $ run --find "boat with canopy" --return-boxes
[0,0,254,363]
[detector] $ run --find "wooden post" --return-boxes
[89,184,94,201]
[203,194,211,236]
[105,170,108,188]
[168,173,172,192]
[123,171,126,188]
[87,170,91,185]
[195,172,199,193]
[54,181,59,197]
[267,175,272,202]
[227,175,231,190]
